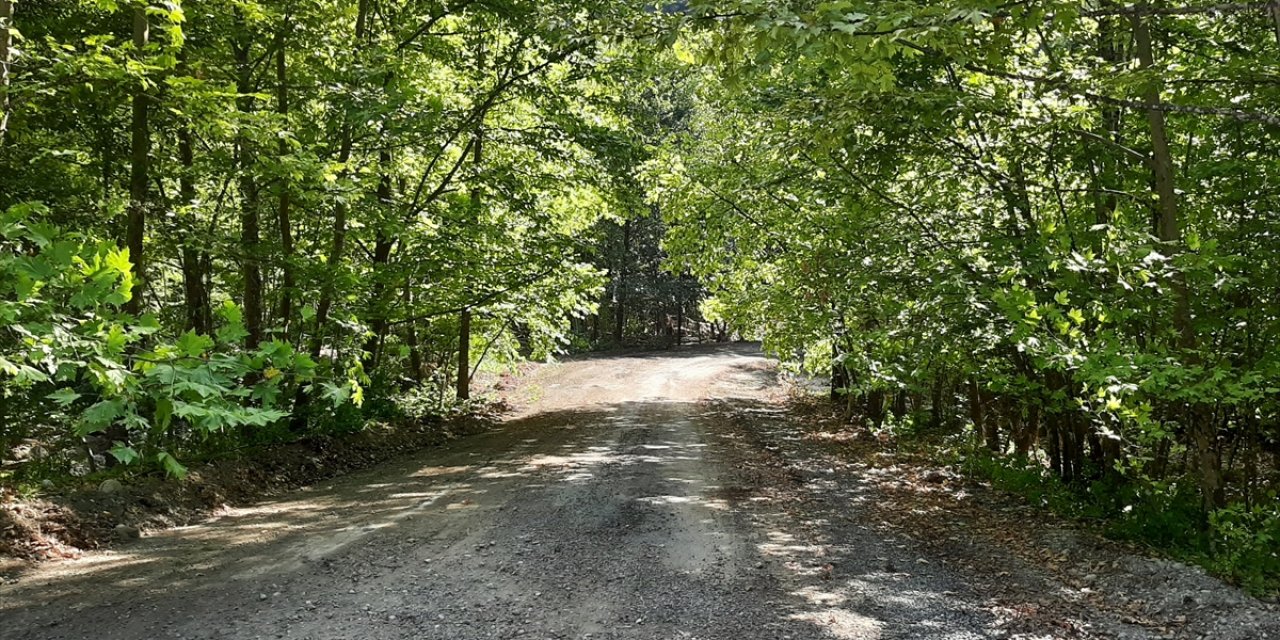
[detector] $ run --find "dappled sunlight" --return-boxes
[789,608,883,639]
[758,529,828,560]
[521,449,619,469]
[387,491,444,499]
[0,459,492,611]
[32,549,155,576]
[476,469,526,479]
[410,464,474,478]
[762,525,996,640]
[638,494,693,505]
[700,396,1004,640]
[793,585,847,606]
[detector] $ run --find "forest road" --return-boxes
[2,343,1111,639]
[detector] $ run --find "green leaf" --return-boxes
[48,388,82,407]
[175,330,214,358]
[154,396,174,431]
[110,445,140,465]
[157,452,188,480]
[78,399,125,435]
[320,382,350,408]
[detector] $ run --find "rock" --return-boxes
[40,479,55,490]
[99,479,124,494]
[113,524,141,540]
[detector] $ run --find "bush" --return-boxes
[1208,500,1280,597]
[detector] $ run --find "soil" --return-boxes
[2,343,1276,639]
[1,408,501,565]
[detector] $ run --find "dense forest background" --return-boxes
[3,0,1280,594]
[0,0,706,482]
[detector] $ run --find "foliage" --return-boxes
[1208,501,1280,597]
[0,0,664,479]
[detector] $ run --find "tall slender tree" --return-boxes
[125,4,150,315]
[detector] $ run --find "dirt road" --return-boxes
[2,344,1274,639]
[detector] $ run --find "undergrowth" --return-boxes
[959,450,1280,599]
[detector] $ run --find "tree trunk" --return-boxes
[891,391,908,421]
[1046,420,1063,478]
[0,0,12,147]
[1093,3,1124,226]
[404,282,424,384]
[309,0,370,359]
[1133,10,1222,510]
[970,379,998,451]
[456,308,471,400]
[234,11,263,347]
[1133,19,1178,248]
[1060,416,1077,483]
[361,148,395,371]
[830,312,847,401]
[929,375,945,430]
[363,236,394,369]
[1015,404,1040,459]
[614,219,630,345]
[866,389,886,428]
[676,302,684,346]
[111,7,151,461]
[178,123,210,334]
[1152,437,1171,479]
[457,35,483,401]
[275,25,296,337]
[125,7,150,316]
[310,175,350,358]
[1271,1,1280,46]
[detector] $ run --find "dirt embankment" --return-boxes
[1,408,500,569]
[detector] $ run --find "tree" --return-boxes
[0,0,12,146]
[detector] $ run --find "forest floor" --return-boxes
[2,343,1277,639]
